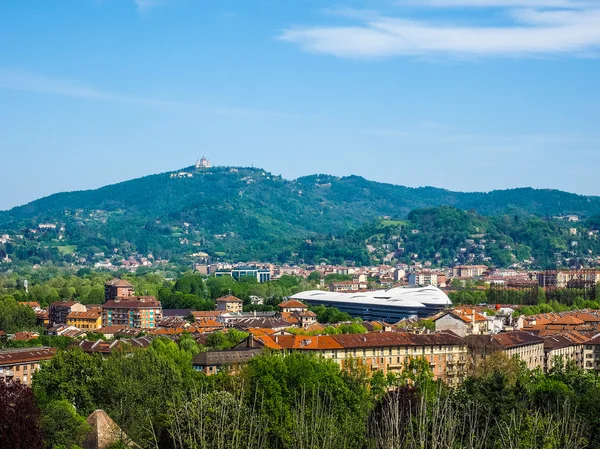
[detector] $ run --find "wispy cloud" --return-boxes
[134,0,163,14]
[0,68,294,118]
[280,4,600,58]
[393,0,593,7]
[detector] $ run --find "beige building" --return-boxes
[216,295,243,313]
[543,334,584,373]
[278,299,308,313]
[408,272,438,287]
[0,347,56,385]
[467,331,545,371]
[66,310,103,330]
[433,309,489,337]
[49,301,87,325]
[256,331,469,386]
[452,265,488,278]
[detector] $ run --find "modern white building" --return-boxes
[290,285,452,321]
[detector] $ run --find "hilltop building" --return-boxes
[195,156,211,168]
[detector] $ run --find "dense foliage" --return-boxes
[1,166,599,266]
[10,342,600,449]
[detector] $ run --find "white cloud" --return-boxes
[280,6,600,58]
[134,0,163,14]
[0,68,293,118]
[394,0,593,7]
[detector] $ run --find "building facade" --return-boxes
[0,347,56,385]
[104,279,135,300]
[256,331,469,386]
[66,310,102,330]
[101,297,162,328]
[49,301,86,326]
[216,295,243,313]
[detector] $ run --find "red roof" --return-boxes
[216,295,243,303]
[278,299,308,309]
[0,347,56,365]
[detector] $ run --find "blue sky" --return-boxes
[0,0,599,210]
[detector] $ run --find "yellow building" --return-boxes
[66,310,102,330]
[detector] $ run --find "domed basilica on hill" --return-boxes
[195,156,211,169]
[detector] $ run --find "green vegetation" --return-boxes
[11,341,600,449]
[0,166,599,267]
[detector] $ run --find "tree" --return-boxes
[0,382,44,449]
[33,348,103,414]
[41,400,91,449]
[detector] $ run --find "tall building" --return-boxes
[104,279,135,300]
[101,297,162,328]
[49,301,87,326]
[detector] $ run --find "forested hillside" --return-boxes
[0,166,599,267]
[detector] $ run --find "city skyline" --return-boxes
[1,0,599,210]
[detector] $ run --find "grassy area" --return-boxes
[380,219,407,227]
[214,251,227,257]
[57,245,77,255]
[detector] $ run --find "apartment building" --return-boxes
[278,299,308,313]
[329,281,360,292]
[543,334,585,373]
[467,331,545,371]
[66,310,102,330]
[216,295,243,313]
[255,331,469,386]
[104,279,135,300]
[452,265,488,278]
[433,309,490,337]
[0,347,56,385]
[49,301,86,326]
[101,297,162,328]
[408,272,438,287]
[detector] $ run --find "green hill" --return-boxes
[0,165,599,267]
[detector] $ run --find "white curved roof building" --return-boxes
[290,286,452,321]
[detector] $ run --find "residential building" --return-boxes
[216,295,243,313]
[278,299,308,313]
[467,331,545,371]
[101,297,162,328]
[256,331,469,386]
[452,265,488,278]
[433,309,490,337]
[0,347,56,385]
[298,310,318,328]
[49,301,86,325]
[192,336,263,375]
[104,279,135,300]
[543,334,584,373]
[329,281,360,292]
[66,310,102,330]
[408,272,438,287]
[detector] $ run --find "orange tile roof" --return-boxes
[216,295,242,303]
[278,299,308,309]
[553,315,584,325]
